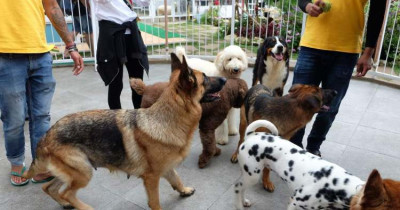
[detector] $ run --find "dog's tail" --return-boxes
[130,78,145,95]
[245,120,279,138]
[175,46,187,63]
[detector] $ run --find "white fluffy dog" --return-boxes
[175,45,248,145]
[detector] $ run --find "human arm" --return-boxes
[356,0,387,77]
[42,0,84,75]
[298,0,324,17]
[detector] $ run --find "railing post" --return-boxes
[230,0,236,46]
[374,0,391,67]
[90,0,98,68]
[164,0,169,54]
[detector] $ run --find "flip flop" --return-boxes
[31,175,55,184]
[10,166,30,186]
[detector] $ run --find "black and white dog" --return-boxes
[252,36,289,96]
[235,120,365,210]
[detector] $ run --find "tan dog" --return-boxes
[131,78,248,168]
[231,84,337,192]
[22,54,226,210]
[350,169,400,210]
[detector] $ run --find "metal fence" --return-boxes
[47,0,400,81]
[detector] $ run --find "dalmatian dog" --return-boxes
[235,120,365,210]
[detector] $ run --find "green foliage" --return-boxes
[382,1,400,73]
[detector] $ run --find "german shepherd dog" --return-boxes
[231,84,337,192]
[23,54,226,210]
[252,36,289,96]
[130,78,248,169]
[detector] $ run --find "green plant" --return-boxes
[381,0,400,74]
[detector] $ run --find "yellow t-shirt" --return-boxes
[0,0,53,53]
[300,0,368,53]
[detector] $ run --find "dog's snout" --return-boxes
[219,77,227,85]
[277,45,283,52]
[233,68,239,72]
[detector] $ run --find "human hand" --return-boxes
[305,1,323,17]
[69,51,84,75]
[356,48,374,77]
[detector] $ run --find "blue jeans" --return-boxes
[0,53,55,166]
[290,47,358,151]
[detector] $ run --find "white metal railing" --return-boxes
[46,0,400,81]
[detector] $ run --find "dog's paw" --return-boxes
[180,187,195,197]
[198,154,211,168]
[216,137,229,145]
[62,205,74,209]
[214,147,221,156]
[263,182,275,192]
[243,198,252,207]
[231,153,238,163]
[228,129,238,136]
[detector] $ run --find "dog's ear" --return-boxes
[302,95,322,111]
[171,53,182,72]
[178,55,197,90]
[361,169,387,208]
[215,51,225,72]
[288,84,303,96]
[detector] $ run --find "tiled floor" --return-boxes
[0,64,399,210]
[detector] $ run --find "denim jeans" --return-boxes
[290,47,358,151]
[0,53,55,166]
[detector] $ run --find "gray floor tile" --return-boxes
[348,125,400,159]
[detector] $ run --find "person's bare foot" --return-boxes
[11,165,29,185]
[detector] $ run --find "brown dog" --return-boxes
[22,54,226,210]
[350,169,400,210]
[131,78,248,168]
[231,84,337,192]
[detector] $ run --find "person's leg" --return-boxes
[26,53,56,158]
[305,52,358,153]
[125,35,145,109]
[289,47,324,148]
[0,54,29,185]
[26,53,56,182]
[108,64,124,109]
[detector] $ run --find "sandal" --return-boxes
[31,175,55,184]
[10,166,30,186]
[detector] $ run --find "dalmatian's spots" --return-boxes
[268,136,274,142]
[235,190,239,193]
[290,148,298,154]
[299,188,303,193]
[246,131,254,136]
[332,178,338,186]
[289,160,294,167]
[279,148,282,151]
[264,147,273,154]
[248,144,259,156]
[284,170,288,176]
[290,176,295,181]
[344,178,349,185]
[299,150,307,154]
[316,188,348,203]
[261,135,266,140]
[244,164,249,173]
[296,195,311,202]
[256,157,260,162]
[313,167,333,181]
[241,145,245,150]
[324,183,329,188]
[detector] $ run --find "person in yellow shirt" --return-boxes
[0,0,84,186]
[290,0,387,156]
